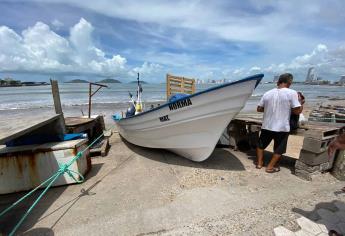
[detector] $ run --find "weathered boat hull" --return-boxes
[115,74,263,162]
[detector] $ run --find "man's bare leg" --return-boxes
[256,147,264,168]
[266,153,281,172]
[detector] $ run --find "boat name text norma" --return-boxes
[159,115,170,122]
[168,98,192,111]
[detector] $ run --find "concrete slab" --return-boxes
[274,226,296,236]
[296,217,322,235]
[294,229,314,236]
[302,137,331,154]
[299,151,330,166]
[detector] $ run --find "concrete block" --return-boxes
[319,162,332,171]
[302,137,334,154]
[295,160,320,173]
[305,127,339,140]
[296,217,322,235]
[295,169,318,181]
[299,150,332,166]
[273,226,295,236]
[294,229,314,236]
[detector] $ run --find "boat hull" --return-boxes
[115,74,263,162]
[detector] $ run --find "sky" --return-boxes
[0,0,345,83]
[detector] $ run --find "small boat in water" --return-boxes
[113,74,264,162]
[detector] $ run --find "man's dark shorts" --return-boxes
[257,129,289,155]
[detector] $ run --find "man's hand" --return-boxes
[257,106,264,112]
[292,106,303,115]
[298,92,305,105]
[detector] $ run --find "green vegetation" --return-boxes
[0,78,21,87]
[65,79,89,83]
[97,78,121,83]
[0,78,49,87]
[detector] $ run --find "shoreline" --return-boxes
[0,98,335,130]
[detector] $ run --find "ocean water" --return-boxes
[0,82,344,112]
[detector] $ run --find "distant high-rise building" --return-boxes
[306,67,316,83]
[273,75,279,82]
[340,75,345,85]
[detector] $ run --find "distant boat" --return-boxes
[113,74,264,162]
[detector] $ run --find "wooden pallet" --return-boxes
[166,74,195,99]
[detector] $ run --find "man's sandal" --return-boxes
[265,167,280,173]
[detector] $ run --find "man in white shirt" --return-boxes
[256,73,303,173]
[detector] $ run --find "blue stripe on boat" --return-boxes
[114,73,264,121]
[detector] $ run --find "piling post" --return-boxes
[50,79,66,132]
[88,83,92,118]
[50,79,63,115]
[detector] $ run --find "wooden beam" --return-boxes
[50,79,63,115]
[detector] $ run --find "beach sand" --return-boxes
[1,99,345,235]
[1,130,344,235]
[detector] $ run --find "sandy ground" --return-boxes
[0,132,344,235]
[1,100,344,235]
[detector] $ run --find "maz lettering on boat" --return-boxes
[168,98,192,111]
[159,115,170,122]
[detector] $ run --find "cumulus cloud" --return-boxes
[265,44,345,77]
[249,66,261,72]
[131,62,163,76]
[229,43,345,80]
[29,0,345,49]
[51,19,64,29]
[0,18,127,77]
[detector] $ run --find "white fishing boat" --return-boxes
[113,74,263,162]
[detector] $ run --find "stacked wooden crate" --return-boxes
[295,126,340,181]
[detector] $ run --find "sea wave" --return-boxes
[0,99,166,111]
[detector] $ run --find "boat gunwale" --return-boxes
[114,73,264,121]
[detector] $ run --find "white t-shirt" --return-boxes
[258,88,301,132]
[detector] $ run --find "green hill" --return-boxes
[97,79,121,83]
[65,79,89,83]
